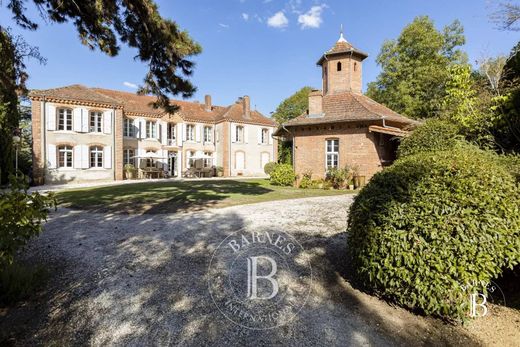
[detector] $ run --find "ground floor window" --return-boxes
[90,146,103,168]
[235,151,245,170]
[326,139,339,169]
[203,152,212,168]
[123,148,135,166]
[187,150,195,168]
[58,145,73,168]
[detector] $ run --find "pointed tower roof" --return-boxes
[317,26,368,65]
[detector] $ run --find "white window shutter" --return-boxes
[132,118,139,138]
[183,123,187,141]
[73,108,82,132]
[73,146,82,168]
[46,104,56,131]
[81,108,89,132]
[195,124,201,142]
[161,122,167,144]
[81,145,89,168]
[103,110,112,134]
[257,128,262,144]
[231,123,236,143]
[104,146,112,169]
[244,126,249,144]
[268,129,273,144]
[140,119,147,139]
[177,123,183,146]
[47,144,57,168]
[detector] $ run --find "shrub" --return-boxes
[264,162,278,176]
[347,147,520,320]
[0,175,56,268]
[298,171,313,189]
[325,167,347,189]
[496,154,520,182]
[397,119,463,158]
[269,164,296,186]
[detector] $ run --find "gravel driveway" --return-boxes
[5,195,478,346]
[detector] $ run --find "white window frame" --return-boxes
[261,128,269,145]
[186,124,195,141]
[168,123,176,140]
[203,151,212,168]
[90,111,103,133]
[326,139,339,170]
[57,145,73,168]
[123,148,135,166]
[123,118,134,137]
[57,108,73,131]
[146,120,157,139]
[235,126,244,143]
[203,126,212,143]
[90,146,104,168]
[187,150,195,168]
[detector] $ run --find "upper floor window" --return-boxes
[90,146,103,168]
[58,108,73,131]
[261,128,269,144]
[204,126,212,143]
[337,62,342,71]
[235,125,244,143]
[123,148,135,166]
[186,124,195,141]
[123,118,134,137]
[146,121,157,138]
[168,123,176,140]
[90,111,103,132]
[326,139,339,169]
[58,145,73,168]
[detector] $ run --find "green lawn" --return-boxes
[55,179,353,214]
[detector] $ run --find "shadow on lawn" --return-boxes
[2,207,480,346]
[58,179,273,214]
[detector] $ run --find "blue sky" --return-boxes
[1,0,518,116]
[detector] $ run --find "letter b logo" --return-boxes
[246,256,279,300]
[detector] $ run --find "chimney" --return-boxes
[243,95,251,119]
[308,90,323,115]
[204,94,212,111]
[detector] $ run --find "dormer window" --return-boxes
[337,62,342,72]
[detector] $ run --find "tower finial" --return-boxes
[338,24,347,43]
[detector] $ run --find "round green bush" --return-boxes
[397,119,463,158]
[269,163,296,186]
[347,147,520,320]
[264,162,278,176]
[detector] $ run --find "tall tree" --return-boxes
[491,2,520,31]
[366,16,467,119]
[0,0,201,183]
[272,86,313,124]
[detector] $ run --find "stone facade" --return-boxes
[29,86,276,185]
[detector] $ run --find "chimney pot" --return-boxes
[205,94,212,111]
[243,95,251,119]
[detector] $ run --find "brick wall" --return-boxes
[292,122,392,181]
[31,101,44,185]
[323,55,363,94]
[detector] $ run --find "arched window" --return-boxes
[57,145,73,168]
[90,146,104,168]
[337,62,342,72]
[354,62,358,71]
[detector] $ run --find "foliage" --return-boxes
[4,0,201,113]
[347,147,520,320]
[272,87,313,124]
[491,2,520,31]
[325,167,348,189]
[278,141,292,165]
[216,166,224,174]
[298,171,313,189]
[269,164,296,186]
[263,162,277,176]
[496,153,520,182]
[0,262,47,304]
[397,119,463,158]
[366,16,467,119]
[124,163,136,172]
[0,175,56,267]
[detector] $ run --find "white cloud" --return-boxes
[123,81,137,89]
[267,11,288,28]
[219,23,230,28]
[242,13,249,21]
[297,5,326,29]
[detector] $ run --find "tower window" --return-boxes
[354,62,358,71]
[337,62,342,71]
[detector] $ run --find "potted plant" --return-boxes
[348,179,355,190]
[216,166,224,177]
[124,164,136,179]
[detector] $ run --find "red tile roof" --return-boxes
[29,85,275,126]
[284,91,417,127]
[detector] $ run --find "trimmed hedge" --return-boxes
[397,119,463,158]
[269,163,296,186]
[264,162,277,176]
[347,147,520,320]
